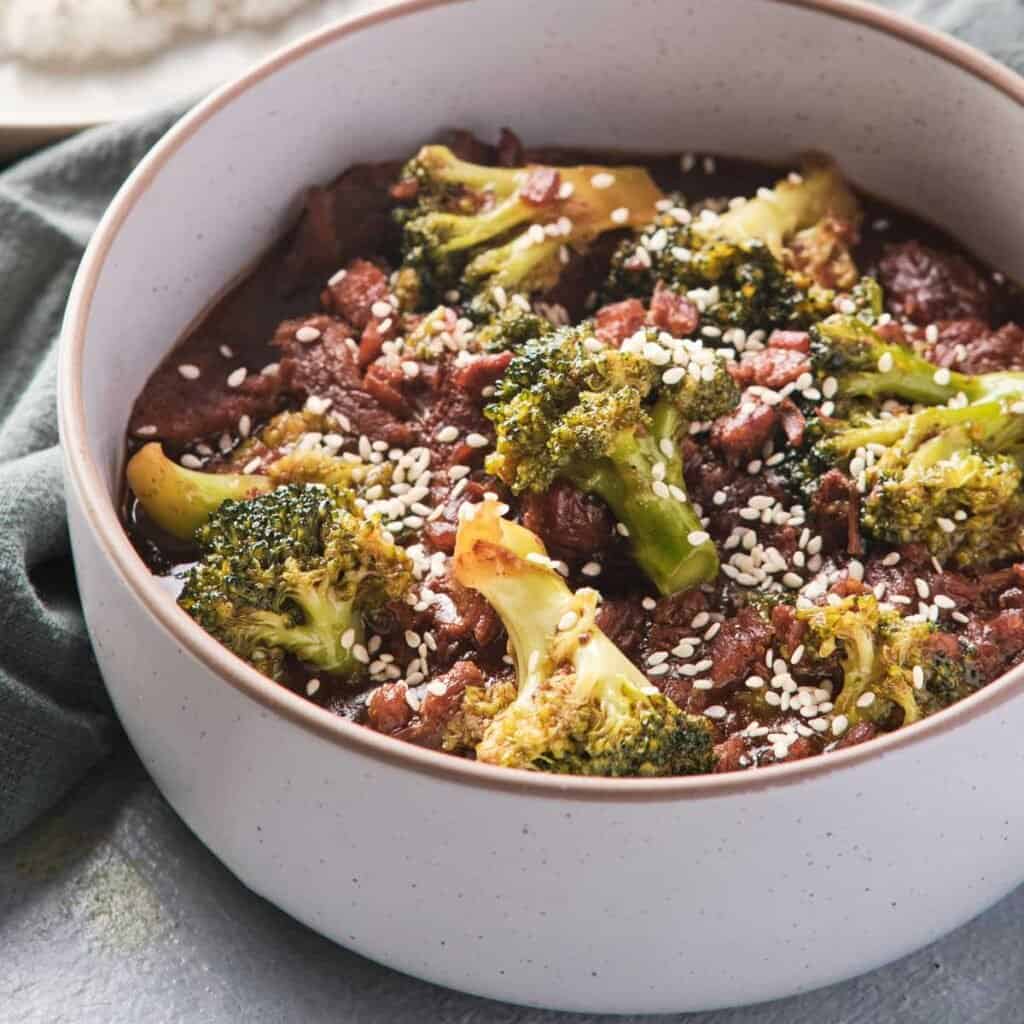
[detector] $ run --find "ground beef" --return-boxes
[926,319,1024,373]
[520,480,614,563]
[878,241,992,325]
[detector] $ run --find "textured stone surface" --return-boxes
[3,2,1023,1021]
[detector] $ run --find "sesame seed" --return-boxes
[610,207,630,225]
[426,680,447,697]
[180,454,203,469]
[791,644,805,665]
[616,523,630,537]
[558,610,579,632]
[351,644,369,664]
[704,705,727,720]
[692,678,713,690]
[933,594,956,609]
[340,628,356,650]
[659,438,675,458]
[557,181,575,199]
[704,622,721,640]
[296,325,322,343]
[848,559,864,582]
[713,490,727,506]
[688,530,710,546]
[219,344,234,359]
[371,300,393,318]
[177,363,200,380]
[590,172,616,189]
[877,351,894,373]
[915,578,930,599]
[745,675,764,689]
[642,596,657,611]
[261,362,280,377]
[227,367,247,388]
[465,433,488,448]
[856,691,876,708]
[662,366,685,385]
[882,552,901,567]
[912,665,925,690]
[436,425,459,443]
[306,678,321,697]
[581,561,602,577]
[936,517,956,534]
[783,572,803,589]
[933,366,951,386]
[135,424,158,437]
[653,480,670,499]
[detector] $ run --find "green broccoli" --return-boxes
[484,323,738,594]
[475,302,550,353]
[179,484,412,681]
[449,499,716,775]
[126,442,271,540]
[394,144,662,311]
[810,314,1024,409]
[605,159,861,330]
[796,594,975,729]
[818,399,1024,566]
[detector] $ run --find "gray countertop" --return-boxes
[4,2,1024,1021]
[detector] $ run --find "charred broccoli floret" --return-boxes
[484,323,738,593]
[179,484,412,681]
[606,160,860,330]
[796,594,975,728]
[394,144,662,310]
[810,315,1024,409]
[819,399,1024,566]
[449,499,716,775]
[126,442,271,540]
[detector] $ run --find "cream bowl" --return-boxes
[59,0,1024,1013]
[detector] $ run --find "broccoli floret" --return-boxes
[450,499,715,775]
[485,323,738,594]
[810,315,1024,409]
[179,484,412,681]
[475,302,550,353]
[442,679,518,753]
[820,400,1024,566]
[606,160,860,330]
[126,442,271,540]
[394,144,662,310]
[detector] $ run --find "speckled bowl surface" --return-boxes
[59,0,1024,1013]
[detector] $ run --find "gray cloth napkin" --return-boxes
[0,108,183,843]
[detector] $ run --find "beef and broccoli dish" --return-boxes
[123,130,1024,776]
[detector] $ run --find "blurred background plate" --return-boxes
[0,0,377,157]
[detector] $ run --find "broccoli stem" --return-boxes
[126,442,271,540]
[569,412,718,595]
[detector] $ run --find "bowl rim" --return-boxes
[60,0,1024,803]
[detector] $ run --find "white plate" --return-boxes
[0,0,378,156]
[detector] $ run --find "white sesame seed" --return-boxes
[783,572,803,589]
[713,490,727,506]
[590,172,616,189]
[791,644,805,665]
[227,367,247,388]
[177,363,200,380]
[662,366,685,385]
[856,691,876,709]
[558,610,579,633]
[745,675,764,690]
[642,596,657,611]
[296,325,322,343]
[306,678,321,697]
[135,424,158,437]
[882,552,901,567]
[933,594,956,609]
[652,480,670,499]
[704,705,727,720]
[936,517,956,534]
[848,559,864,582]
[581,561,602,577]
[371,300,393,319]
[180,454,203,469]
[465,433,488,449]
[219,344,234,359]
[647,651,670,667]
[610,207,630,225]
[912,665,925,690]
[436,425,459,443]
[616,522,631,537]
[877,351,894,373]
[933,366,951,386]
[915,578,930,599]
[688,530,710,546]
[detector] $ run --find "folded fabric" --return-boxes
[0,108,183,843]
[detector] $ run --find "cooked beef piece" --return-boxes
[713,735,747,773]
[835,721,879,749]
[595,596,647,661]
[964,610,1024,681]
[520,480,614,563]
[926,319,1024,373]
[363,359,413,417]
[274,315,415,446]
[707,608,773,691]
[366,682,414,733]
[392,661,486,748]
[766,329,811,353]
[593,298,646,347]
[452,351,513,398]
[710,395,779,462]
[496,127,526,167]
[421,573,503,654]
[648,284,699,338]
[321,257,391,332]
[423,478,494,554]
[810,469,863,555]
[281,162,402,291]
[878,241,992,325]
[729,347,810,389]
[777,399,806,447]
[129,352,283,445]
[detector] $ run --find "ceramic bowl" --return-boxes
[59,0,1024,1013]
